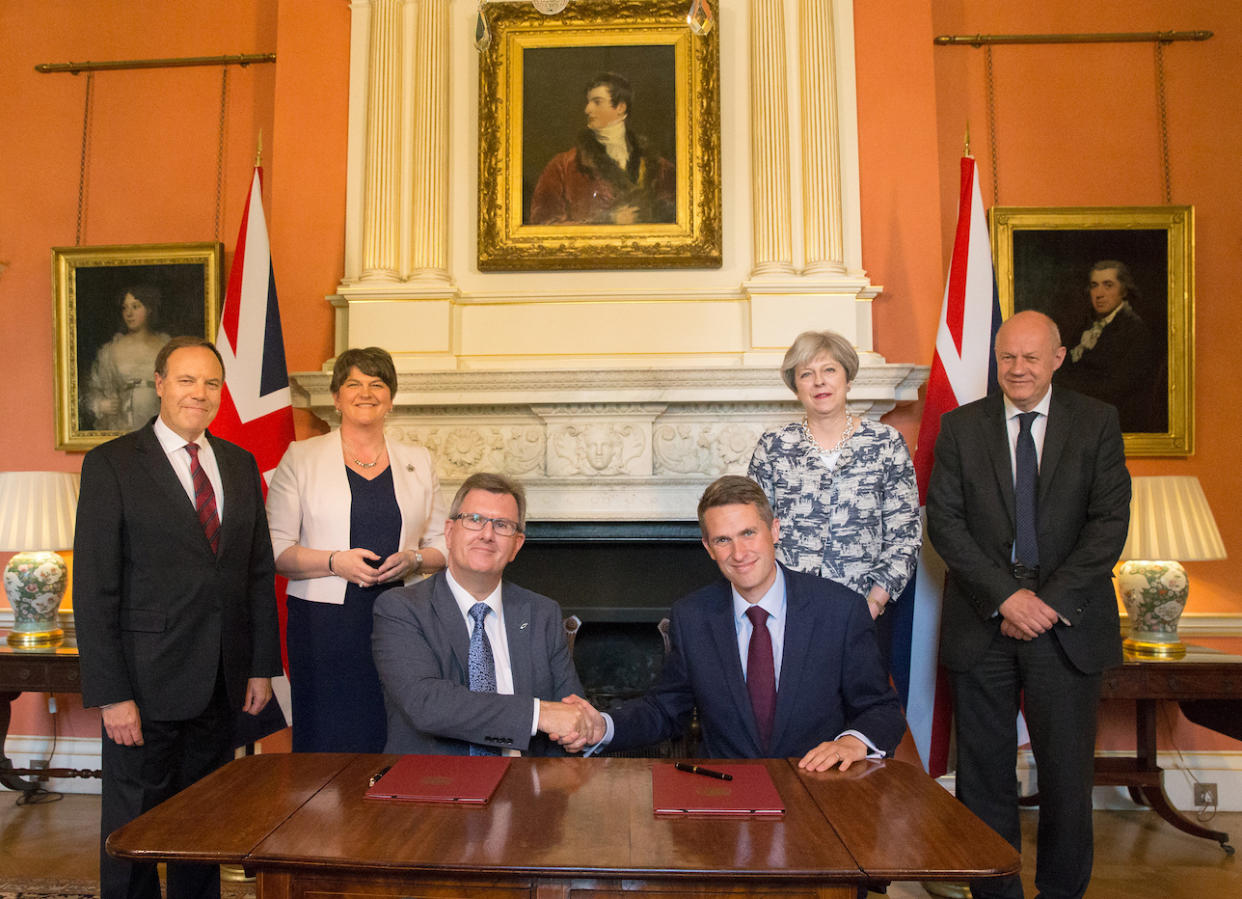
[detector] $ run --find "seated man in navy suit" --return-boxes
[568,475,905,770]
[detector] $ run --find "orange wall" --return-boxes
[859,0,1242,616]
[1,1,1238,747]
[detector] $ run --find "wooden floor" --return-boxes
[0,791,1236,896]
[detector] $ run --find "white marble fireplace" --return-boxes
[289,361,927,522]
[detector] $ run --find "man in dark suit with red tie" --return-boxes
[927,311,1131,899]
[573,475,905,770]
[74,336,282,899]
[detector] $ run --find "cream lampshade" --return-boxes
[0,471,80,647]
[1117,476,1227,658]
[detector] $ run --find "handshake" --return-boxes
[537,694,607,753]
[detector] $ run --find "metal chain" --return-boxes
[985,45,999,204]
[75,72,95,245]
[214,66,229,241]
[1155,40,1172,203]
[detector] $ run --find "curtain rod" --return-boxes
[934,30,1212,47]
[35,53,276,75]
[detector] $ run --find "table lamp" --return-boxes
[1116,476,1227,659]
[0,471,80,647]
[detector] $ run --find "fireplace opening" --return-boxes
[505,520,720,706]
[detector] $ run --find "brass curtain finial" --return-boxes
[256,130,264,168]
[964,124,971,158]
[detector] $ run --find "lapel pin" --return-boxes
[519,621,529,630]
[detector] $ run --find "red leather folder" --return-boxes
[651,763,786,816]
[364,754,511,804]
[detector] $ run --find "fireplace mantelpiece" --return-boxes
[290,362,927,521]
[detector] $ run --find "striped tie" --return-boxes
[184,443,220,554]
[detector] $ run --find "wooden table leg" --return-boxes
[0,690,39,792]
[1130,699,1233,853]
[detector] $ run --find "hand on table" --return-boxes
[797,734,868,772]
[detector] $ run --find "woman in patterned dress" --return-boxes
[748,330,921,667]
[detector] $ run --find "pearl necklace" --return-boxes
[802,412,854,455]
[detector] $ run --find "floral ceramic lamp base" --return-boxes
[3,550,66,647]
[1117,559,1188,659]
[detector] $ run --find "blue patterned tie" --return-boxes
[1014,411,1040,568]
[468,602,499,755]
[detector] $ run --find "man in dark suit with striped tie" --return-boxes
[75,336,281,899]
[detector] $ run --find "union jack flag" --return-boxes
[212,167,295,487]
[212,167,296,693]
[890,155,1001,777]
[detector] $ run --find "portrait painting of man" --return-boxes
[1010,228,1170,435]
[476,2,720,271]
[522,45,677,227]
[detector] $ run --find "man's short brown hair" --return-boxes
[696,475,775,535]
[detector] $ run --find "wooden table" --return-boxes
[108,754,1019,898]
[1097,643,1242,854]
[0,630,89,791]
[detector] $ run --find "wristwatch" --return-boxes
[412,550,423,571]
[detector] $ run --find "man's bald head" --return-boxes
[994,310,1066,411]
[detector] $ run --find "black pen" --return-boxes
[368,765,392,787]
[674,761,733,781]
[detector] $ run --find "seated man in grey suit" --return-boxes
[373,472,591,755]
[567,476,905,770]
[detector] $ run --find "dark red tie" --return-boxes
[745,605,776,753]
[184,443,220,554]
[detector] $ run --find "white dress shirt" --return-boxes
[153,416,224,521]
[444,568,540,748]
[1002,387,1053,484]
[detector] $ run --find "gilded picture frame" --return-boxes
[991,206,1194,457]
[52,242,222,451]
[478,0,721,271]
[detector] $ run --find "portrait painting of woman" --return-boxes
[81,285,172,431]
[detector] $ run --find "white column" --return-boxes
[342,0,373,283]
[749,0,795,276]
[799,0,844,274]
[360,0,402,281]
[409,0,450,280]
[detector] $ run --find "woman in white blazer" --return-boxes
[267,347,447,751]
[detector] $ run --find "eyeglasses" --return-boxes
[450,512,522,537]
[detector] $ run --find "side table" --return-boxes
[1097,643,1242,854]
[0,630,96,791]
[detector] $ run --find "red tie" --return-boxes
[745,605,776,753]
[184,443,220,554]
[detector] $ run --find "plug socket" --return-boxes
[1194,783,1218,807]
